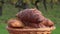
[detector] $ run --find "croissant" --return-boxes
[16,9,45,24]
[16,8,54,28]
[39,18,54,28]
[8,18,24,28]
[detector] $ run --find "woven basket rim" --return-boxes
[6,26,55,32]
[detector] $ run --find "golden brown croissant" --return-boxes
[16,9,54,28]
[8,18,24,28]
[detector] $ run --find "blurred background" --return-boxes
[0,0,60,34]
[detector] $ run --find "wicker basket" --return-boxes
[6,26,56,34]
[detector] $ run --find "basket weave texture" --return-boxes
[7,26,53,34]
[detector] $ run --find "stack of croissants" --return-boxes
[7,8,55,29]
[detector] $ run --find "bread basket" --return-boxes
[7,26,55,34]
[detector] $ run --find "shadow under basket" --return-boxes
[7,26,55,34]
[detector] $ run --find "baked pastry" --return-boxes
[8,18,24,28]
[16,9,45,24]
[16,8,54,28]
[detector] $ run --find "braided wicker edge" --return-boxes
[6,26,56,32]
